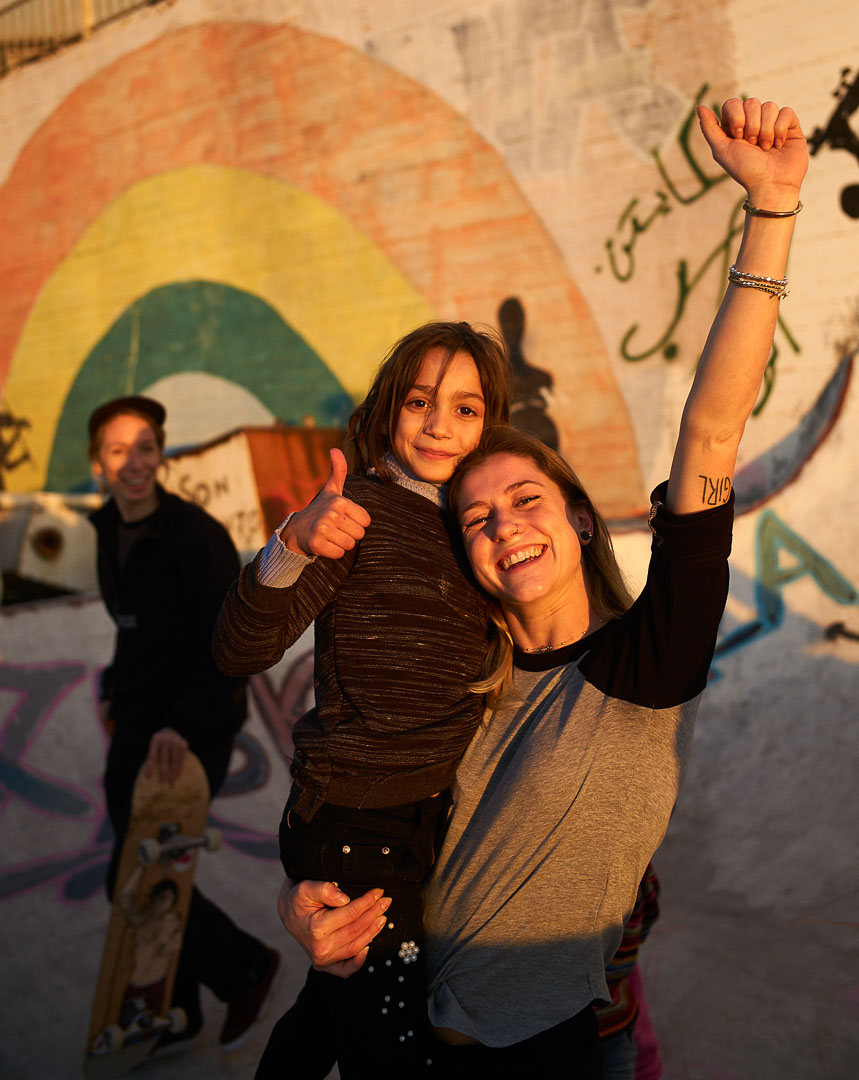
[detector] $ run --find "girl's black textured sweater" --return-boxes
[213,474,489,819]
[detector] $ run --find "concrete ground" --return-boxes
[1,592,857,1079]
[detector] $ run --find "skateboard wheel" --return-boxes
[203,827,222,852]
[138,837,161,865]
[103,1023,125,1051]
[168,1007,187,1034]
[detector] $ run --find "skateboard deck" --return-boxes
[84,751,220,1079]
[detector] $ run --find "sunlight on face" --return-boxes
[458,453,589,612]
[392,348,485,484]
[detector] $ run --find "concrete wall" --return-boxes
[0,2,857,1077]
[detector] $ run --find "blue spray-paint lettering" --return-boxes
[714,510,858,667]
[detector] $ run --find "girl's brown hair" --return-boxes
[448,426,634,705]
[346,321,511,480]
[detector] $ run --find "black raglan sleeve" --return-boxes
[582,483,734,709]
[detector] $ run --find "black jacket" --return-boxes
[90,485,246,756]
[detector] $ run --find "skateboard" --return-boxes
[84,751,220,1078]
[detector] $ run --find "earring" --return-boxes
[580,530,592,543]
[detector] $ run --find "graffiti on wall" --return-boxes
[593,75,857,519]
[167,470,257,539]
[0,19,647,517]
[598,84,803,418]
[730,353,853,515]
[248,653,315,767]
[45,281,354,495]
[0,400,32,489]
[0,662,94,820]
[160,429,269,556]
[714,510,859,671]
[603,87,727,289]
[0,660,282,905]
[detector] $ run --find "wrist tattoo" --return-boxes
[698,475,732,506]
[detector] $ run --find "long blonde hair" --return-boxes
[448,427,634,706]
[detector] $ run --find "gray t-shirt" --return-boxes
[424,488,734,1046]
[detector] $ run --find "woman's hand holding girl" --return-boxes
[276,878,390,977]
[280,448,372,559]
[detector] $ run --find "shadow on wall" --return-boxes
[498,296,559,451]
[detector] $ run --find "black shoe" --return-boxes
[219,948,282,1051]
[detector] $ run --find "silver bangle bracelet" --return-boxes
[742,199,803,218]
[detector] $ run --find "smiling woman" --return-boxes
[449,429,633,703]
[423,421,735,1063]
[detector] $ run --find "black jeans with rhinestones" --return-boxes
[255,791,450,1079]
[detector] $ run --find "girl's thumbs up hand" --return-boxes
[280,448,371,559]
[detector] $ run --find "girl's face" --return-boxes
[456,452,593,612]
[91,413,162,521]
[392,347,485,484]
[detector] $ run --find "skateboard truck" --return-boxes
[138,822,221,868]
[91,1004,187,1056]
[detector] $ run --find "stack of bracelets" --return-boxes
[728,264,789,300]
[728,198,803,301]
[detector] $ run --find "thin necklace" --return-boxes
[519,621,597,654]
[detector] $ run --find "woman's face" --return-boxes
[457,452,592,611]
[91,413,161,520]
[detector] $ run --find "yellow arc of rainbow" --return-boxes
[5,164,435,492]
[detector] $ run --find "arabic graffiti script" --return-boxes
[599,85,799,414]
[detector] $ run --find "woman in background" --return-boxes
[88,395,279,1056]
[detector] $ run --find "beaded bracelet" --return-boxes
[728,264,789,300]
[742,199,803,218]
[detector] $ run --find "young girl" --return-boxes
[213,321,510,1077]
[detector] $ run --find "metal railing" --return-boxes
[0,0,156,75]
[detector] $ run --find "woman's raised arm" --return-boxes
[666,98,809,514]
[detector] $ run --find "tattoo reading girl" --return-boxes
[699,475,732,505]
